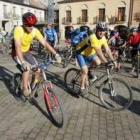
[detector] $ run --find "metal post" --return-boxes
[48,0,54,24]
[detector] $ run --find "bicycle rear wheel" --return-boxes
[43,83,66,127]
[99,78,133,111]
[64,68,81,95]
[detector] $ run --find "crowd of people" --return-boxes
[4,11,140,97]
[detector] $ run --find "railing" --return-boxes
[13,14,20,20]
[62,17,72,25]
[3,12,10,19]
[134,13,140,21]
[93,16,98,24]
[107,15,126,24]
[77,16,88,24]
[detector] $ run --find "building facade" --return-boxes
[0,0,46,32]
[58,0,132,39]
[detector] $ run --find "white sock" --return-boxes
[81,87,85,89]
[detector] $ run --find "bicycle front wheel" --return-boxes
[99,78,133,111]
[44,85,66,127]
[63,49,72,68]
[64,68,81,95]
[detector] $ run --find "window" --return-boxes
[3,5,7,13]
[82,10,88,22]
[13,7,16,17]
[118,7,125,21]
[66,11,71,23]
[99,8,105,22]
[21,8,24,15]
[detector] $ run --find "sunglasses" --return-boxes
[25,24,34,27]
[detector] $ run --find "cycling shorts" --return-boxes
[13,51,38,66]
[76,53,97,67]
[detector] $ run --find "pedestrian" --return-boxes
[44,23,58,60]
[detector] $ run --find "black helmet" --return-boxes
[96,22,107,31]
[80,25,90,32]
[130,27,138,33]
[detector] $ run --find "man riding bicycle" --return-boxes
[76,22,116,95]
[128,27,140,72]
[12,12,61,97]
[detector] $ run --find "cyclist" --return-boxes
[12,12,61,97]
[128,27,140,72]
[76,22,116,95]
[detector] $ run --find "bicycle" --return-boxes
[11,60,66,127]
[62,40,77,68]
[64,64,133,111]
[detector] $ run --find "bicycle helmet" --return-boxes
[22,12,37,26]
[96,22,107,31]
[110,30,119,36]
[80,25,90,33]
[130,27,138,33]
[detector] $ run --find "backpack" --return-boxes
[12,26,36,51]
[70,29,88,45]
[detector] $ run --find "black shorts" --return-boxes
[13,51,38,66]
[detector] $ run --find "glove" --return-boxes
[105,61,113,67]
[55,53,62,63]
[112,60,117,68]
[21,61,31,71]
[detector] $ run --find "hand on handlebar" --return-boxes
[21,61,31,71]
[55,53,62,64]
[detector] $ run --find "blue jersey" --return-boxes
[45,28,57,42]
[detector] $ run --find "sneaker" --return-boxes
[130,68,135,73]
[88,71,98,82]
[23,89,30,97]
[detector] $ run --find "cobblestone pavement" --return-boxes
[0,53,140,140]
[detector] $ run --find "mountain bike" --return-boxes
[11,60,66,127]
[64,64,133,111]
[62,40,77,68]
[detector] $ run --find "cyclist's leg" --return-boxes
[87,54,101,81]
[88,54,101,70]
[131,49,137,70]
[14,52,39,96]
[76,53,88,92]
[24,52,41,88]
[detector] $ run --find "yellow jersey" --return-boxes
[77,34,108,56]
[14,26,42,52]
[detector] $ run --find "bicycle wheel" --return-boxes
[63,48,72,68]
[43,83,66,127]
[99,78,133,111]
[12,73,22,97]
[64,68,81,94]
[136,51,140,78]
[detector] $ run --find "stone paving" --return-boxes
[0,52,140,140]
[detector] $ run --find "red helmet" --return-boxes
[22,12,37,26]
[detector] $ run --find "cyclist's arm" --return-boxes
[94,47,108,63]
[38,37,57,56]
[14,38,24,63]
[104,45,114,61]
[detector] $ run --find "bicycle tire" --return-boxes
[64,68,81,95]
[44,84,66,127]
[63,49,72,68]
[99,78,133,111]
[12,73,22,95]
[136,51,140,78]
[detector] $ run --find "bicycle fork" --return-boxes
[43,82,59,111]
[107,69,116,96]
